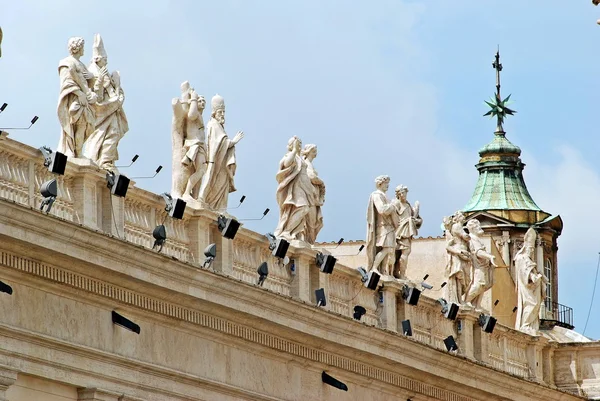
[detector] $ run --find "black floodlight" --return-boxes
[353,305,366,321]
[0,115,39,130]
[401,319,412,336]
[437,298,459,320]
[217,215,240,240]
[106,171,130,197]
[40,179,57,213]
[402,285,421,306]
[111,311,140,334]
[131,165,163,179]
[257,262,268,286]
[39,146,67,175]
[152,224,166,252]
[0,280,13,295]
[512,306,518,313]
[478,313,497,334]
[357,267,380,290]
[322,371,348,392]
[202,243,217,268]
[443,335,458,352]
[358,244,365,253]
[315,252,336,274]
[117,154,139,168]
[161,193,186,219]
[315,288,326,307]
[0,103,7,112]
[440,282,447,288]
[266,233,290,260]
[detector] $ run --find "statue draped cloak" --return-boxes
[199,117,237,210]
[274,153,316,242]
[515,252,542,333]
[366,190,395,270]
[84,64,128,169]
[56,56,95,157]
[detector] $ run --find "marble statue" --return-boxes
[593,0,600,24]
[464,219,497,310]
[515,227,546,335]
[366,175,396,276]
[443,212,472,304]
[198,94,244,210]
[171,81,207,200]
[57,37,98,158]
[302,144,325,244]
[274,137,324,244]
[83,34,128,172]
[391,185,422,279]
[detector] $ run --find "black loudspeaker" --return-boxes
[315,288,326,307]
[401,319,412,336]
[444,335,458,352]
[218,216,240,240]
[479,315,497,333]
[322,371,348,391]
[353,305,366,320]
[111,311,140,334]
[49,151,67,175]
[107,173,130,197]
[445,303,459,320]
[403,286,421,306]
[317,253,337,274]
[40,179,58,198]
[169,198,187,219]
[364,271,380,290]
[272,238,290,259]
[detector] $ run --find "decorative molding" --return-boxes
[0,249,483,401]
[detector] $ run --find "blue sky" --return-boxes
[2,0,600,339]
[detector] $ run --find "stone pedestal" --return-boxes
[379,278,403,332]
[457,309,480,360]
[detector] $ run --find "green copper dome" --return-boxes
[478,133,521,157]
[464,131,543,213]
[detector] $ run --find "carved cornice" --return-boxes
[0,248,492,401]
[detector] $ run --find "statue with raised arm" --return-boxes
[443,212,472,304]
[391,185,422,279]
[464,218,497,310]
[302,144,325,244]
[366,175,396,276]
[84,34,128,172]
[515,227,545,335]
[274,137,323,244]
[57,37,98,158]
[171,81,207,199]
[198,94,244,210]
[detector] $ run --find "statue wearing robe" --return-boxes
[198,94,243,210]
[515,227,545,335]
[84,34,128,171]
[274,137,321,243]
[302,144,325,244]
[444,212,471,304]
[57,37,97,158]
[464,218,496,310]
[366,176,396,275]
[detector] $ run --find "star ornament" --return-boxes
[483,93,517,126]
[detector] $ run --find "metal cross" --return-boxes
[492,49,502,99]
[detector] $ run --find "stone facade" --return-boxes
[0,134,596,400]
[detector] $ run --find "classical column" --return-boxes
[0,365,18,401]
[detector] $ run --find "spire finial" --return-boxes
[483,47,516,134]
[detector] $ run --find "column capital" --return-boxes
[0,365,19,401]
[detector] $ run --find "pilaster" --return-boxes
[0,365,19,401]
[457,309,478,360]
[379,278,402,332]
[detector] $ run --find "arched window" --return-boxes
[544,259,552,310]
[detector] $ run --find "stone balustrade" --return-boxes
[0,133,590,394]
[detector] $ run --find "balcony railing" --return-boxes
[542,300,574,330]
